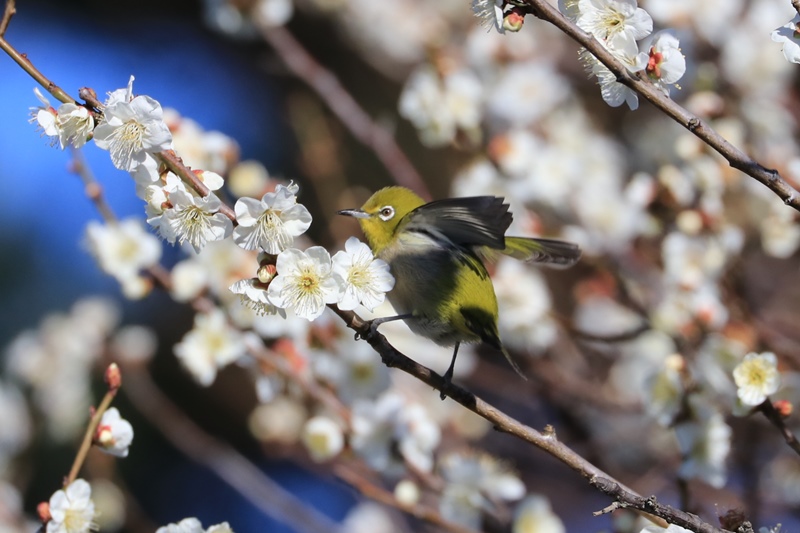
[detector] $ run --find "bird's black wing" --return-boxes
[401,196,512,250]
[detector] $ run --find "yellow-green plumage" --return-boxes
[338,186,580,381]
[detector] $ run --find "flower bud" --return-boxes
[105,363,122,391]
[37,501,51,523]
[502,9,524,32]
[774,399,793,419]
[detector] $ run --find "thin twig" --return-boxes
[66,387,117,485]
[758,399,800,457]
[522,0,800,212]
[256,23,431,201]
[0,0,15,37]
[122,366,341,533]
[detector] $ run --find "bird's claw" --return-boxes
[355,319,381,341]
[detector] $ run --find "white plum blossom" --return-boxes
[160,189,233,253]
[573,0,652,50]
[229,277,285,316]
[47,479,96,533]
[253,0,294,27]
[637,31,686,94]
[733,352,780,406]
[301,415,344,462]
[513,495,566,533]
[156,518,205,533]
[94,407,134,458]
[332,237,395,311]
[30,88,60,142]
[471,0,505,34]
[267,247,342,321]
[174,308,247,386]
[56,103,94,149]
[233,184,312,253]
[772,15,800,64]
[439,451,526,530]
[583,36,643,110]
[351,392,441,475]
[93,81,172,171]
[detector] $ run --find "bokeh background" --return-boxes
[3,0,800,532]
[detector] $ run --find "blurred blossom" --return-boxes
[675,399,731,488]
[47,479,96,533]
[487,61,569,126]
[398,65,483,147]
[661,232,728,289]
[340,502,395,533]
[226,160,271,199]
[351,391,440,475]
[252,0,294,28]
[693,333,747,398]
[644,354,685,426]
[574,295,643,338]
[645,0,741,45]
[162,109,240,175]
[173,308,247,386]
[156,518,204,533]
[0,381,31,472]
[171,259,211,303]
[394,479,420,506]
[760,202,800,258]
[732,352,780,407]
[301,415,344,462]
[493,258,556,354]
[85,218,162,298]
[110,325,157,364]
[763,454,800,506]
[90,479,126,532]
[248,396,307,444]
[439,450,525,530]
[610,330,676,403]
[513,495,565,533]
[313,337,390,404]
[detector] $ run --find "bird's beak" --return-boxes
[337,208,370,219]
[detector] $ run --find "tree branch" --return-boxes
[758,399,800,457]
[522,0,800,212]
[255,23,431,201]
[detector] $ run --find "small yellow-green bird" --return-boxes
[338,186,580,394]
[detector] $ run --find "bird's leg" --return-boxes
[440,342,460,401]
[356,314,414,340]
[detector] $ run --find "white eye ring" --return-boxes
[378,206,395,221]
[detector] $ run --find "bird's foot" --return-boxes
[439,367,455,401]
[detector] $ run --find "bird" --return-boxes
[338,186,580,397]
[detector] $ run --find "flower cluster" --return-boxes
[562,0,686,109]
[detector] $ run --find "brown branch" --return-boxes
[0,0,15,36]
[758,399,800,457]
[331,306,709,530]
[66,386,118,485]
[590,477,729,533]
[0,34,73,104]
[255,23,431,201]
[522,0,800,212]
[122,366,341,533]
[793,0,800,17]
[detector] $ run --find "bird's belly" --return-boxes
[381,245,482,347]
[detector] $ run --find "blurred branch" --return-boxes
[122,365,341,533]
[793,0,800,17]
[757,399,800,457]
[0,0,14,36]
[521,0,800,213]
[69,147,118,224]
[255,23,432,201]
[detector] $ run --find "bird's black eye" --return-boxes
[378,206,395,221]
